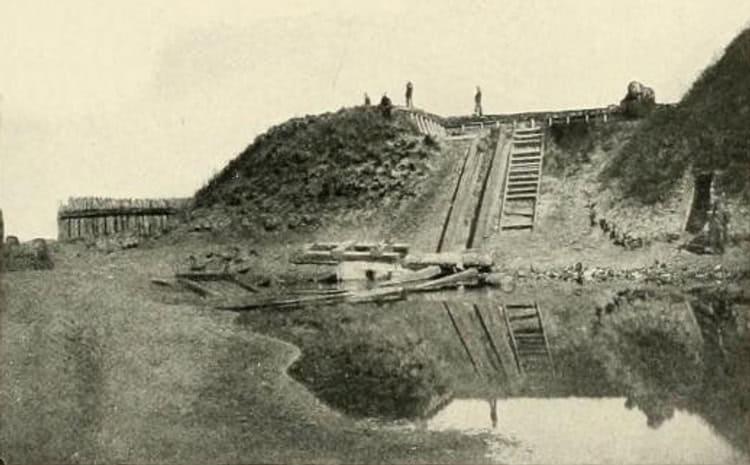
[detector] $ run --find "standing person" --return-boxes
[708,198,730,254]
[379,93,393,119]
[405,81,414,108]
[474,86,483,116]
[364,92,371,106]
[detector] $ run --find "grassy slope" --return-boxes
[602,26,750,203]
[193,106,441,232]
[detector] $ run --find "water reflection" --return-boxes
[414,287,750,462]
[428,397,748,464]
[237,284,750,462]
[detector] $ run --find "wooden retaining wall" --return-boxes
[57,197,192,241]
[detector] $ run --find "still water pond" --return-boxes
[243,284,750,464]
[428,397,748,464]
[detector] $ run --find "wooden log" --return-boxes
[345,286,406,303]
[376,265,443,288]
[177,278,220,297]
[150,278,176,287]
[217,291,353,311]
[411,268,480,291]
[330,240,355,260]
[176,271,235,281]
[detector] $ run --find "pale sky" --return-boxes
[1,1,749,239]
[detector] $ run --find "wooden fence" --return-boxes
[57,197,192,241]
[444,103,677,132]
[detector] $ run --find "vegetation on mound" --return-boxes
[194,107,439,227]
[602,27,750,203]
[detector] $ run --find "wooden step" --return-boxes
[509,312,538,321]
[507,180,539,187]
[513,326,543,334]
[507,190,537,198]
[511,160,541,166]
[513,139,542,146]
[514,332,544,339]
[501,223,533,230]
[509,167,540,174]
[512,148,541,156]
[514,128,543,135]
[518,349,549,356]
[508,173,539,180]
[507,185,537,192]
[516,339,546,346]
[503,211,534,218]
[512,152,542,158]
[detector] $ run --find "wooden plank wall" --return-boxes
[57,197,191,241]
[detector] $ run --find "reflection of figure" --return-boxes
[625,394,675,429]
[488,398,498,428]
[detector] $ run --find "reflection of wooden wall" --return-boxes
[57,197,190,241]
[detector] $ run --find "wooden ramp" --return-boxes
[437,136,484,252]
[499,127,546,231]
[443,302,508,381]
[502,302,554,375]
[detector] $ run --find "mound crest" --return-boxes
[194,107,440,229]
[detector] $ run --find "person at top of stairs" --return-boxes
[405,81,414,108]
[474,86,483,116]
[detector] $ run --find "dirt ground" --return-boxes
[0,244,496,465]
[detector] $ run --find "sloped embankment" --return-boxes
[598,26,750,234]
[193,107,442,233]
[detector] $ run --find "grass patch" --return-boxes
[601,26,750,203]
[193,106,440,230]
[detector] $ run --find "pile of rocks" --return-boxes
[2,237,54,271]
[180,246,258,274]
[509,262,743,286]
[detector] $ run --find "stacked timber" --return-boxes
[293,241,410,265]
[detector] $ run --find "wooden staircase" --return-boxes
[502,303,554,375]
[499,126,545,230]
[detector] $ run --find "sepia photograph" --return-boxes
[1,1,749,464]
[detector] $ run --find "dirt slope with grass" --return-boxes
[601,26,750,207]
[193,106,443,233]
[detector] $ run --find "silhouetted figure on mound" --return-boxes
[474,86,483,116]
[380,93,393,119]
[364,92,371,106]
[405,81,414,108]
